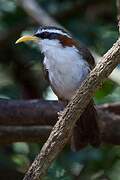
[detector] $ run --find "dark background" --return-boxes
[0,0,120,179]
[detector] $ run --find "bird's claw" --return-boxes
[57,111,63,117]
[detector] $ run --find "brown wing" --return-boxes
[79,45,95,69]
[74,39,95,69]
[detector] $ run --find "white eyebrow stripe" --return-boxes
[37,29,71,38]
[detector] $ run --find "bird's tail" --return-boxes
[71,100,100,151]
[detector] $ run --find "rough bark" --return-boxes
[22,38,120,180]
[13,0,120,179]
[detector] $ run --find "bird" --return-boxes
[16,26,100,151]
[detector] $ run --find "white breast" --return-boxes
[41,39,90,100]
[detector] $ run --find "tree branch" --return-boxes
[16,1,120,179]
[0,99,120,125]
[93,51,120,85]
[0,100,62,125]
[0,126,52,144]
[18,0,61,27]
[21,37,120,180]
[0,101,120,145]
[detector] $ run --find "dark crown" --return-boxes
[34,26,71,40]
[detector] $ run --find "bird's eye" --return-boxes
[40,32,50,39]
[34,32,49,39]
[49,33,57,39]
[43,32,49,36]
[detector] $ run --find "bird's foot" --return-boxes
[57,111,63,117]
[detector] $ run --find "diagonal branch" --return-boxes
[16,0,120,179]
[17,0,60,27]
[23,38,120,180]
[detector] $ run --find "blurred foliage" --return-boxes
[0,0,120,179]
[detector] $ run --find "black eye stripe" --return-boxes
[35,32,48,38]
[35,32,67,39]
[35,32,50,38]
[34,32,57,39]
[49,33,58,39]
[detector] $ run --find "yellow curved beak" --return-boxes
[15,35,39,44]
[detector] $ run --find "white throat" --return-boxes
[38,39,62,54]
